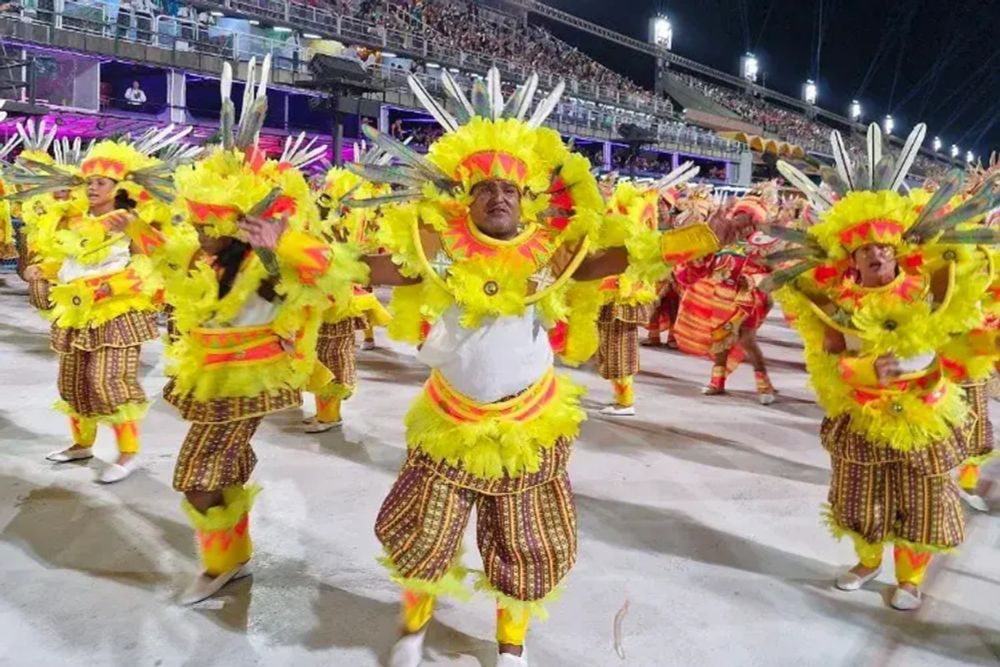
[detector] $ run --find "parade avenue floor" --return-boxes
[0,278,998,667]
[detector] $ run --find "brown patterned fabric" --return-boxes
[964,383,994,460]
[27,279,51,312]
[57,345,146,418]
[316,319,358,393]
[822,415,971,549]
[821,413,974,474]
[163,379,300,424]
[597,313,641,380]
[173,416,262,492]
[598,302,654,326]
[406,439,571,496]
[51,311,159,353]
[375,443,577,601]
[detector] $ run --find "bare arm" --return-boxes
[823,326,846,354]
[572,246,628,281]
[364,254,422,286]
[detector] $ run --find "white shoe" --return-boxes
[97,460,138,484]
[835,566,882,591]
[179,564,252,605]
[758,393,776,405]
[304,419,342,433]
[599,404,635,417]
[890,586,922,611]
[496,648,529,666]
[388,629,426,667]
[958,488,990,513]
[361,340,376,351]
[301,414,316,425]
[46,447,94,463]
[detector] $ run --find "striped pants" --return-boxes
[315,319,358,399]
[822,415,969,550]
[173,418,262,493]
[597,319,640,380]
[57,345,146,419]
[375,450,577,602]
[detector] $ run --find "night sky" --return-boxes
[534,0,1000,158]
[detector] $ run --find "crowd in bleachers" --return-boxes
[352,0,659,110]
[5,0,959,178]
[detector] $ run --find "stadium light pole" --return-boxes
[849,100,862,121]
[883,114,894,135]
[803,80,817,105]
[951,144,960,158]
[932,137,942,152]
[741,53,759,83]
[651,15,673,50]
[966,150,975,164]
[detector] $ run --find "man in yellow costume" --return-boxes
[348,68,753,666]
[768,122,998,610]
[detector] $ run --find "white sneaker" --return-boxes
[304,419,343,433]
[301,414,316,425]
[97,459,138,484]
[758,393,776,406]
[835,566,882,591]
[958,488,990,513]
[388,629,426,667]
[496,648,529,666]
[179,564,252,605]
[890,586,922,611]
[361,340,376,351]
[46,447,94,463]
[599,404,636,417]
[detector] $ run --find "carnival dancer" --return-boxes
[302,144,392,432]
[935,159,1000,512]
[671,184,779,403]
[573,164,701,416]
[766,123,999,610]
[642,184,700,348]
[12,130,178,484]
[347,68,753,666]
[162,57,364,603]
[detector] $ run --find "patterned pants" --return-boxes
[375,448,577,602]
[57,345,146,419]
[173,417,262,493]
[597,320,639,380]
[315,319,358,398]
[822,415,969,549]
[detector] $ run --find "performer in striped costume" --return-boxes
[350,68,752,667]
[162,57,364,603]
[769,122,999,610]
[13,132,176,484]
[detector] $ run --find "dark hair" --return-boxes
[214,239,251,299]
[213,239,278,302]
[114,188,137,211]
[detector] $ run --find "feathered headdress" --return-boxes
[761,122,1000,290]
[344,67,576,210]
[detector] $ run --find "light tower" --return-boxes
[883,114,894,135]
[741,53,759,83]
[803,80,817,105]
[650,15,673,50]
[951,145,960,158]
[849,100,862,121]
[932,137,942,152]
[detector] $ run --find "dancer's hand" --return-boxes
[238,213,288,250]
[708,200,753,246]
[874,354,902,385]
[23,264,42,281]
[103,210,136,233]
